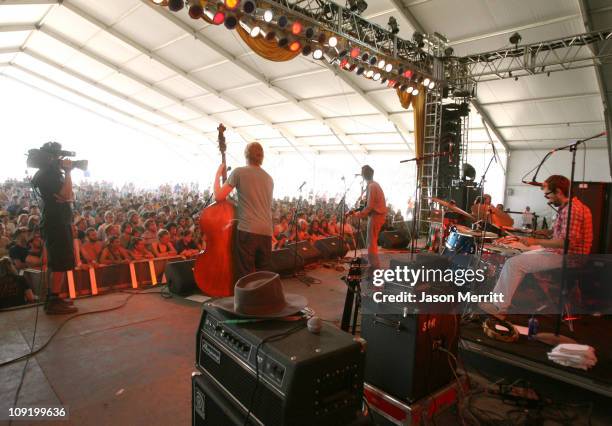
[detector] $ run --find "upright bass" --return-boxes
[194,124,236,296]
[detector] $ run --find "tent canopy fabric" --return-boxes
[0,0,607,160]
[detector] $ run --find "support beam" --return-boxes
[471,100,511,151]
[479,92,600,106]
[0,0,57,4]
[57,1,315,161]
[140,0,364,162]
[0,24,36,33]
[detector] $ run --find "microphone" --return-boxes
[550,131,608,153]
[354,173,361,176]
[298,181,306,191]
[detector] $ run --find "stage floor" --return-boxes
[1,261,611,425]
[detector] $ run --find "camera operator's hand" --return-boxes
[60,159,73,171]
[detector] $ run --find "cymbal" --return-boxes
[471,204,514,228]
[429,197,475,221]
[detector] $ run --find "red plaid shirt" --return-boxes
[552,197,593,254]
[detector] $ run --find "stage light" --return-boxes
[224,14,238,29]
[289,39,302,52]
[278,15,288,28]
[361,52,369,62]
[387,79,395,87]
[205,9,225,25]
[348,0,368,15]
[263,9,273,22]
[313,48,323,60]
[304,27,315,39]
[509,32,522,45]
[291,21,303,35]
[152,0,168,4]
[428,81,435,89]
[388,16,399,35]
[340,57,350,69]
[168,0,184,12]
[224,0,239,10]
[350,47,360,58]
[347,63,356,72]
[338,49,348,58]
[188,2,203,18]
[403,70,413,79]
[260,28,276,41]
[369,56,377,66]
[444,47,454,57]
[385,63,393,72]
[413,31,425,48]
[393,81,401,89]
[423,77,430,86]
[328,36,338,47]
[356,66,365,75]
[381,77,387,84]
[377,59,386,69]
[373,72,381,81]
[398,67,404,75]
[276,34,289,48]
[399,84,407,92]
[240,19,261,37]
[242,0,255,14]
[365,69,374,78]
[301,45,312,56]
[412,88,419,96]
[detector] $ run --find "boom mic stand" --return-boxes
[290,182,310,286]
[534,131,605,345]
[336,175,358,268]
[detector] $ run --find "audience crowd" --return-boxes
[0,179,405,304]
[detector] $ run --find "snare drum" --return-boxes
[445,227,476,254]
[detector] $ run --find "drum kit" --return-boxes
[426,197,520,257]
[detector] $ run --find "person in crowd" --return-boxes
[151,229,178,258]
[129,237,154,260]
[74,217,87,241]
[97,211,115,241]
[9,227,42,270]
[127,210,141,228]
[0,222,10,258]
[174,229,199,257]
[1,210,15,236]
[98,236,130,265]
[80,228,104,266]
[141,218,158,247]
[16,213,29,228]
[28,232,44,259]
[308,219,326,242]
[0,256,37,308]
[165,222,179,246]
[119,222,133,249]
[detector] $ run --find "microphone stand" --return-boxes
[337,175,358,264]
[535,132,603,344]
[290,183,309,286]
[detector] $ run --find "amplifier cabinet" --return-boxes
[196,304,365,426]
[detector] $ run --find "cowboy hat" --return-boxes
[212,271,307,318]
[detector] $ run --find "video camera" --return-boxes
[27,141,88,171]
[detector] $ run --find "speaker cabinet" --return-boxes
[379,230,410,249]
[285,241,321,265]
[270,248,304,277]
[314,237,348,259]
[165,259,196,295]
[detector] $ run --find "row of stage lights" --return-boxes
[151,0,437,95]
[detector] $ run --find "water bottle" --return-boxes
[528,316,539,340]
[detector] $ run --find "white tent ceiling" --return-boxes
[0,0,608,159]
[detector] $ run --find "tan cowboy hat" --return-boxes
[212,271,307,318]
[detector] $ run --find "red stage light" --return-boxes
[403,70,413,79]
[350,47,360,58]
[291,21,302,35]
[289,40,302,52]
[188,4,203,19]
[213,11,225,25]
[340,58,349,68]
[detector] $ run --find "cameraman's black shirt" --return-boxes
[32,166,72,223]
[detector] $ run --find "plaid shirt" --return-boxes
[552,197,593,254]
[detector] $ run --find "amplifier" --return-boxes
[361,287,458,403]
[165,259,196,295]
[379,230,410,249]
[270,248,304,277]
[196,303,364,426]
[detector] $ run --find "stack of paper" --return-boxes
[547,344,597,370]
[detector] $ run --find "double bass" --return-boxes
[194,124,236,297]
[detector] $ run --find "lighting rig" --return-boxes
[150,0,444,96]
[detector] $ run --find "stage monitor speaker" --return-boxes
[286,241,321,264]
[270,248,304,277]
[165,259,196,295]
[448,184,480,213]
[572,182,612,253]
[314,236,348,259]
[361,284,458,403]
[379,230,410,249]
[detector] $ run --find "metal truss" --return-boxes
[458,28,612,82]
[262,0,443,80]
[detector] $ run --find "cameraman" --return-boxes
[31,142,78,314]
